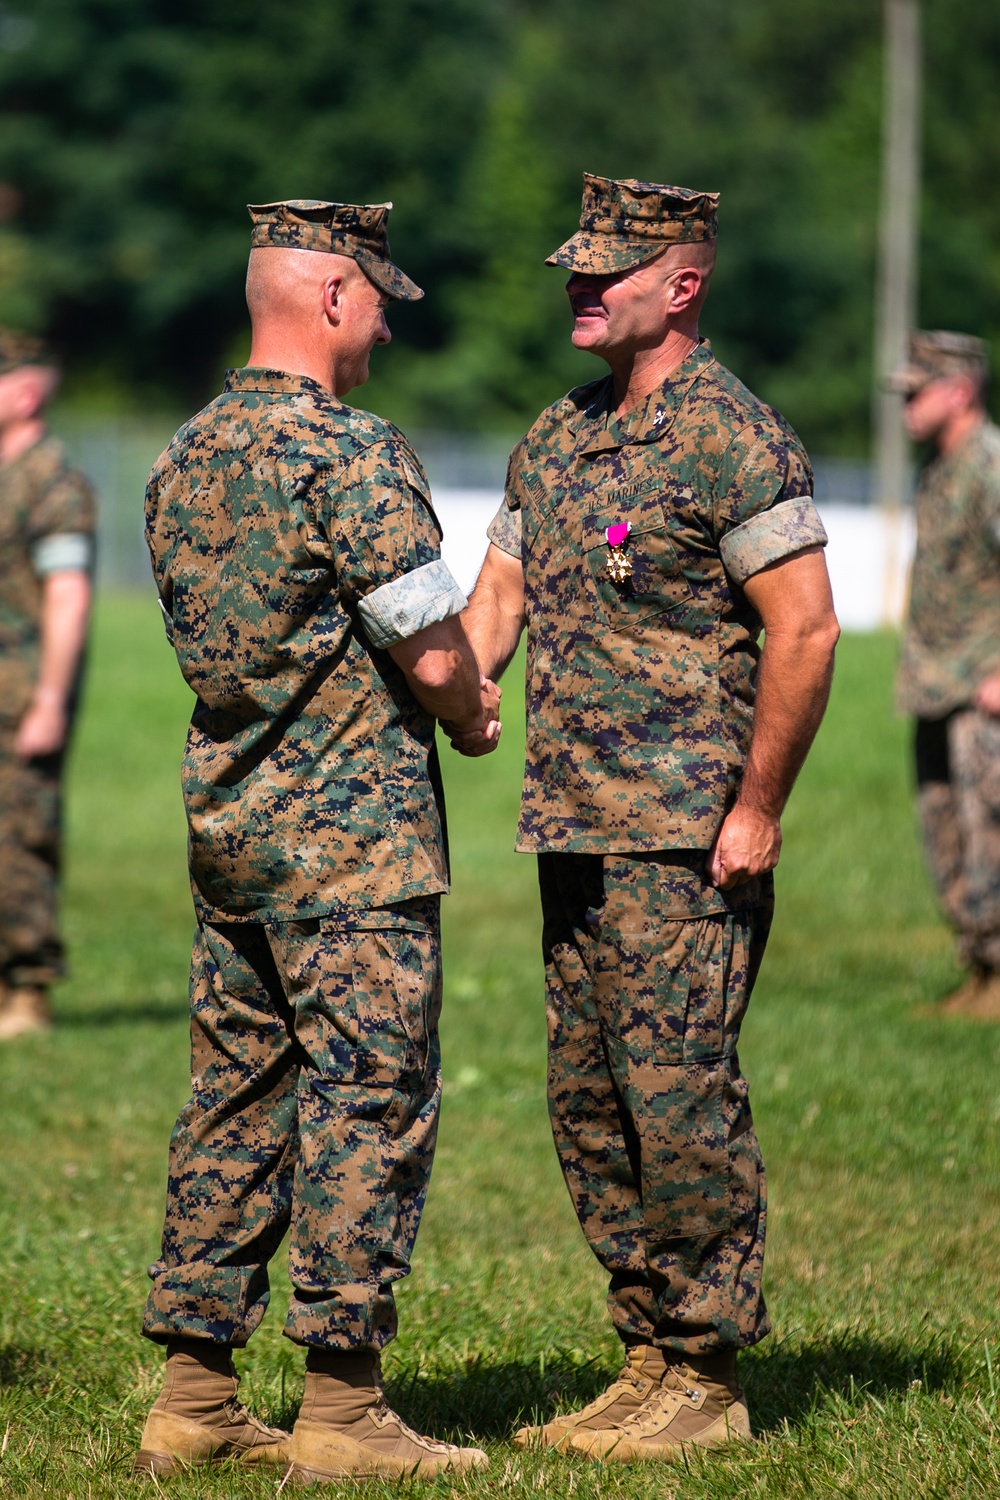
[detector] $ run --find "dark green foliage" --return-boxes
[0,0,997,450]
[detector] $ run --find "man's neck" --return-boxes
[0,417,45,467]
[938,405,986,458]
[609,326,700,414]
[246,338,335,394]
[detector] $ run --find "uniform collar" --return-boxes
[575,338,716,457]
[224,366,339,401]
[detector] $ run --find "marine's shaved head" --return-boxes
[245,245,390,397]
[246,246,363,329]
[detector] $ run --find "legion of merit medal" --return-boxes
[605,521,633,584]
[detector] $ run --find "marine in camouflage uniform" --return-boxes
[461,175,839,1459]
[892,331,1000,1017]
[0,330,95,1040]
[136,200,492,1481]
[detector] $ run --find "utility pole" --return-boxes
[873,0,922,511]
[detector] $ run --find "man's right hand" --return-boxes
[443,676,502,756]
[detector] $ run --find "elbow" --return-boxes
[410,647,464,695]
[800,609,840,657]
[816,614,841,655]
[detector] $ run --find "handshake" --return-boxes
[441,673,503,758]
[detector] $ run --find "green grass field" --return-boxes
[2,596,999,1499]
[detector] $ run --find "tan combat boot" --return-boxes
[940,967,1000,1021]
[0,985,53,1040]
[572,1352,750,1462]
[133,1338,289,1476]
[513,1344,668,1450]
[285,1349,488,1482]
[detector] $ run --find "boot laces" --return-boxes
[620,1367,701,1435]
[369,1396,459,1456]
[565,1359,647,1423]
[222,1398,281,1442]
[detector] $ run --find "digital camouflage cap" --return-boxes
[247,199,423,302]
[546,174,719,275]
[0,327,54,376]
[888,329,989,395]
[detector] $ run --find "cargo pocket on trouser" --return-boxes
[296,915,440,1132]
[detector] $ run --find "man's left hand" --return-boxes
[974,671,1000,717]
[15,692,67,760]
[707,803,782,890]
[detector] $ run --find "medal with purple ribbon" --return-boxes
[605,521,633,584]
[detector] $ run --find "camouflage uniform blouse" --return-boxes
[146,368,466,921]
[897,420,1000,718]
[0,436,96,727]
[487,341,827,853]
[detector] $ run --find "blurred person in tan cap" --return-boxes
[893,330,1000,1019]
[134,198,495,1483]
[460,173,839,1460]
[0,330,95,1041]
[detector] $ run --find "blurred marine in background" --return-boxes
[893,331,1000,1020]
[136,199,497,1482]
[461,175,840,1460]
[0,331,94,1041]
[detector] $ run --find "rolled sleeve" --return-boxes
[486,498,522,557]
[719,496,828,585]
[358,558,468,649]
[30,531,93,576]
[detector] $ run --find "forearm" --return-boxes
[388,616,490,729]
[34,570,91,706]
[463,544,525,682]
[737,624,837,816]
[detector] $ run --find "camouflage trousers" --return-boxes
[0,728,65,987]
[143,898,442,1351]
[538,851,773,1357]
[916,710,1000,969]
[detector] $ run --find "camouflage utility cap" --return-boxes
[547,174,719,275]
[247,199,423,302]
[889,329,989,395]
[0,327,53,377]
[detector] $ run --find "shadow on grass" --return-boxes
[743,1331,960,1433]
[0,1343,53,1392]
[384,1332,961,1443]
[55,1000,185,1029]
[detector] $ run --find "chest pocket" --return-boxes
[581,492,693,630]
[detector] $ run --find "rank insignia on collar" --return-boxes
[605,521,633,584]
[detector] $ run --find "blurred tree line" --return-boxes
[0,0,998,453]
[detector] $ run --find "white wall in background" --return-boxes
[435,489,916,632]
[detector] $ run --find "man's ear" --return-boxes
[321,274,346,325]
[665,266,704,316]
[15,368,55,421]
[953,374,982,413]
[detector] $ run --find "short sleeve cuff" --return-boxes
[31,532,92,576]
[486,499,522,558]
[357,557,468,649]
[719,497,828,585]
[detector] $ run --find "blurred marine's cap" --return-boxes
[247,199,423,302]
[888,330,989,395]
[546,174,719,275]
[0,327,53,377]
